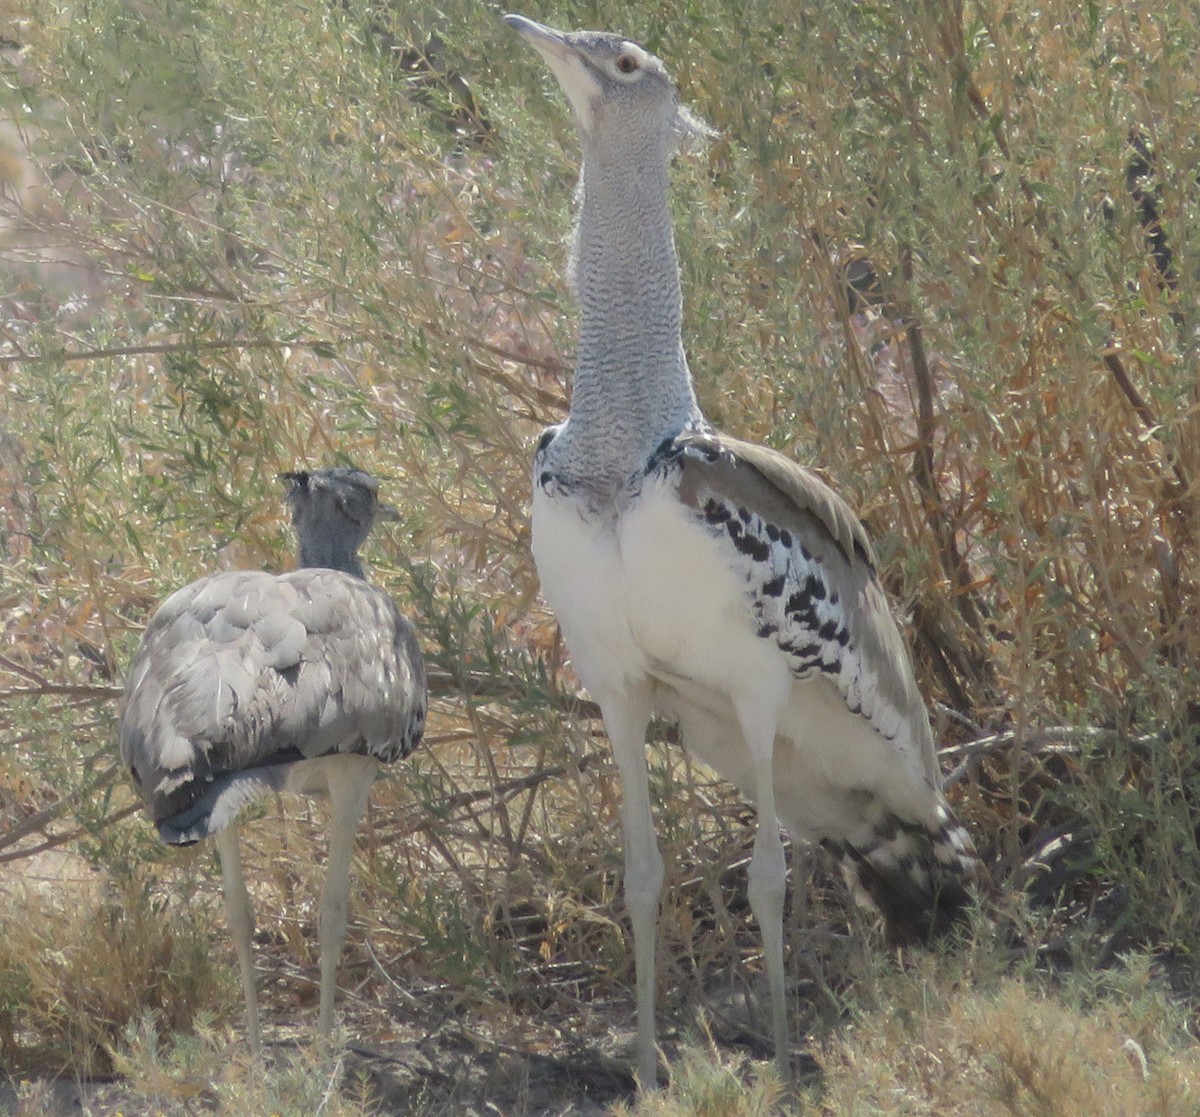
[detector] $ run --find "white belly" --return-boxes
[532,474,939,843]
[531,476,789,716]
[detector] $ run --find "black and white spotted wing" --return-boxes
[659,430,922,755]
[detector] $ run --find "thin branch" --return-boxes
[0,659,597,715]
[1103,349,1189,495]
[939,725,1161,787]
[423,665,601,720]
[0,684,122,700]
[0,804,140,864]
[0,337,331,366]
[897,246,996,704]
[0,763,122,853]
[372,750,610,857]
[466,336,568,377]
[0,653,53,687]
[0,655,122,699]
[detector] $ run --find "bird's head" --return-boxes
[279,468,396,572]
[504,14,709,155]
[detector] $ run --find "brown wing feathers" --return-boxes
[672,429,978,938]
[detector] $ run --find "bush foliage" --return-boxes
[1,0,1196,1110]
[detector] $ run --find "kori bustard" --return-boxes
[120,468,426,1054]
[505,14,977,1086]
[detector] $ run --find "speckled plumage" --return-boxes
[669,432,975,935]
[122,566,424,842]
[535,426,977,939]
[509,13,977,1087]
[119,467,425,1052]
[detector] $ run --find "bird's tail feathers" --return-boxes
[831,803,979,944]
[156,763,293,845]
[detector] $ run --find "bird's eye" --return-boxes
[615,54,639,74]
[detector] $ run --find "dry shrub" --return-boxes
[0,875,225,1075]
[0,0,1197,1104]
[105,1017,382,1117]
[818,958,1200,1116]
[613,1044,784,1117]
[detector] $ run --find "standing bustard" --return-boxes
[505,15,978,1086]
[120,468,426,1055]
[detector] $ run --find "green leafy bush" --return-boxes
[1,0,1196,1109]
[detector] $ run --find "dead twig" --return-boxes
[0,762,122,854]
[0,337,330,366]
[1103,349,1190,497]
[423,665,601,720]
[0,685,122,701]
[939,725,1161,787]
[0,803,139,864]
[899,247,996,706]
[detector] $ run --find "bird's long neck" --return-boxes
[556,140,702,492]
[297,532,365,579]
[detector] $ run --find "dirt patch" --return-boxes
[1,959,646,1116]
[0,967,811,1115]
[1,1038,636,1117]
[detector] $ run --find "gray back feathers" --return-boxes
[119,468,426,843]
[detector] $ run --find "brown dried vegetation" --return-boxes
[0,0,1198,1112]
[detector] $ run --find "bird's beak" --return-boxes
[376,502,401,523]
[503,14,572,61]
[504,13,601,133]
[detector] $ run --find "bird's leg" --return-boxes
[316,755,376,1040]
[735,699,791,1086]
[788,844,838,1017]
[603,687,661,1090]
[214,825,261,1058]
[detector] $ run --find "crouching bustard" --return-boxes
[120,468,426,1055]
[505,14,978,1086]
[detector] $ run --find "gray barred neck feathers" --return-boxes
[296,539,365,580]
[559,107,703,497]
[551,369,703,499]
[538,417,713,509]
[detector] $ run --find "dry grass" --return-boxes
[614,1045,785,1117]
[615,957,1200,1116]
[104,1020,383,1117]
[813,956,1200,1117]
[0,874,226,1076]
[0,0,1198,1112]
